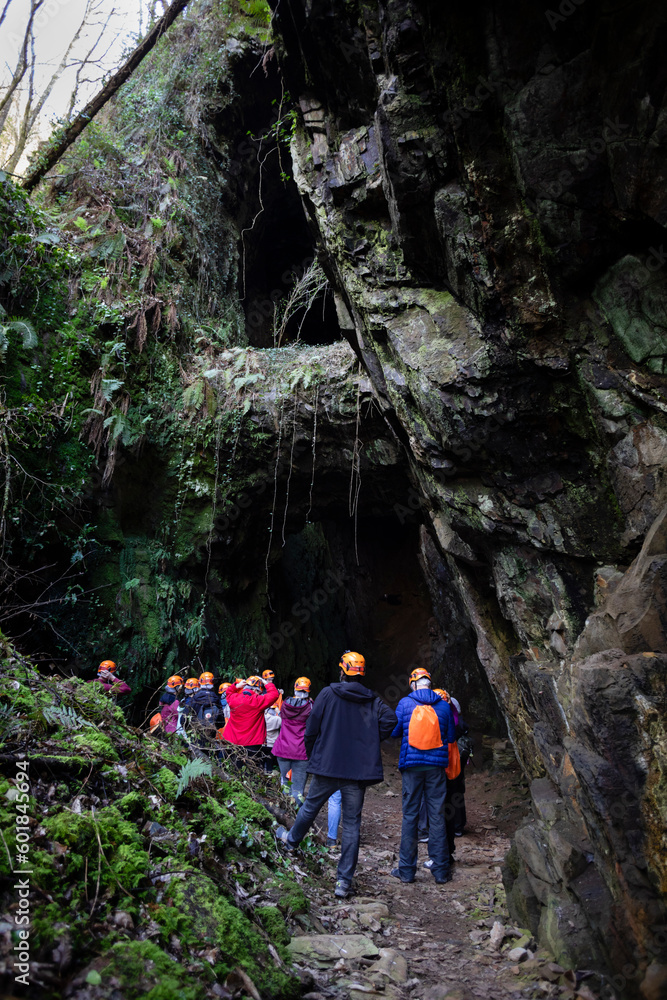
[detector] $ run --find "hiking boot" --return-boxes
[434,869,453,884]
[417,833,429,843]
[326,837,337,847]
[390,868,415,883]
[275,825,295,851]
[334,879,352,898]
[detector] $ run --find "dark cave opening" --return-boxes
[261,514,504,731]
[240,166,342,348]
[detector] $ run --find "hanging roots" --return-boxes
[274,260,329,347]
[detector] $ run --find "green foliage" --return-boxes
[45,805,149,902]
[256,904,290,947]
[0,316,38,360]
[176,758,214,797]
[71,730,119,760]
[42,704,95,729]
[95,940,205,1000]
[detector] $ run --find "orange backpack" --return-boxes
[408,705,443,750]
[445,741,461,779]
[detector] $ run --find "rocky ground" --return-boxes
[285,742,604,1000]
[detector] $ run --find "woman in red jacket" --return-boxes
[221,676,279,765]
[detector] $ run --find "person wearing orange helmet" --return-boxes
[262,669,283,710]
[275,651,397,899]
[221,674,280,764]
[390,667,455,886]
[182,677,200,710]
[186,671,223,739]
[271,677,313,801]
[433,688,470,848]
[157,674,184,734]
[219,681,234,721]
[90,660,131,696]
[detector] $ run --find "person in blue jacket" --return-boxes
[391,667,455,885]
[275,650,397,899]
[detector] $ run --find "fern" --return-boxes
[42,705,95,730]
[0,319,38,361]
[100,378,124,402]
[176,758,212,797]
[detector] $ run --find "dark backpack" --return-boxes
[458,733,474,764]
[196,701,220,728]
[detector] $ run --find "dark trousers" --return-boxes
[418,785,456,855]
[446,770,467,834]
[399,767,450,880]
[287,775,366,886]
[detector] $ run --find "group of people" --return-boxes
[274,652,470,897]
[93,650,471,900]
[146,668,316,801]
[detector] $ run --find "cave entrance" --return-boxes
[260,515,503,730]
[241,167,341,348]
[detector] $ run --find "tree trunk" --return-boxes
[22,0,190,193]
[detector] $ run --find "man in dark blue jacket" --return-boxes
[391,667,455,885]
[276,650,397,898]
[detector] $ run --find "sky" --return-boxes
[0,0,151,169]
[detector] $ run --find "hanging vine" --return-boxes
[263,399,284,611]
[348,366,363,565]
[305,383,319,524]
[281,395,298,546]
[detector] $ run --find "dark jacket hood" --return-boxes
[329,681,375,702]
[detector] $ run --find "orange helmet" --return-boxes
[340,651,365,675]
[294,676,311,692]
[166,675,183,689]
[219,682,233,694]
[409,667,431,684]
[184,678,199,691]
[245,675,264,691]
[199,672,214,687]
[234,676,244,685]
[149,713,162,732]
[98,660,117,673]
[434,687,450,701]
[262,669,275,681]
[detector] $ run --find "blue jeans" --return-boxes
[287,776,366,886]
[328,790,342,840]
[399,767,449,880]
[276,758,308,802]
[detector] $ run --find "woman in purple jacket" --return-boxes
[272,676,312,802]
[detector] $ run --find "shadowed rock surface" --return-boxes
[264,0,667,992]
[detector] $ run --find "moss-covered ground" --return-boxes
[0,645,333,998]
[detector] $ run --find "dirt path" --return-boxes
[286,741,556,1000]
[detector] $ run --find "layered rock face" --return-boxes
[266,0,667,992]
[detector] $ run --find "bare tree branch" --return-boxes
[0,0,13,31]
[22,0,190,192]
[2,0,95,173]
[64,6,118,121]
[0,0,45,130]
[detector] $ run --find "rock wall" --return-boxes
[267,0,667,993]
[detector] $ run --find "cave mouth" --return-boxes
[260,515,503,731]
[240,162,342,348]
